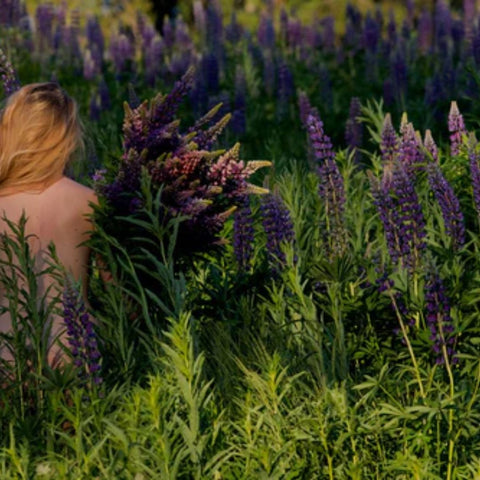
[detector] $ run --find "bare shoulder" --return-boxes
[55,177,98,207]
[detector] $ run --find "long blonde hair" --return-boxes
[0,82,82,194]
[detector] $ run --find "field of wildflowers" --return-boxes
[3,0,480,478]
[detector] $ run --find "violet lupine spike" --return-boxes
[371,162,426,271]
[448,101,466,156]
[306,112,347,256]
[298,91,318,128]
[260,193,296,275]
[318,157,348,256]
[0,48,20,97]
[380,113,398,164]
[63,279,102,387]
[233,196,255,272]
[424,129,438,162]
[306,113,335,164]
[258,13,275,49]
[151,67,195,128]
[370,173,402,265]
[427,163,465,250]
[398,121,424,178]
[389,164,426,271]
[424,271,457,365]
[109,33,135,74]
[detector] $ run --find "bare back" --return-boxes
[0,176,96,362]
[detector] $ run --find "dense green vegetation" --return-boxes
[2,0,480,478]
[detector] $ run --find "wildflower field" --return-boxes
[3,0,480,478]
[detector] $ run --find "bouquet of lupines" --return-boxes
[95,68,270,256]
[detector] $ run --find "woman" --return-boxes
[0,82,96,367]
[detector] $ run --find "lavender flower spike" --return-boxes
[306,112,347,256]
[306,113,335,164]
[0,48,20,96]
[448,101,466,156]
[233,196,255,272]
[424,270,457,365]
[427,162,465,250]
[260,193,296,275]
[63,277,102,387]
[424,129,438,162]
[380,113,398,164]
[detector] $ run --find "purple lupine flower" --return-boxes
[162,17,175,50]
[168,50,193,79]
[109,33,135,74]
[363,12,380,53]
[464,0,475,38]
[174,18,193,50]
[144,35,165,86]
[345,97,363,161]
[321,16,335,51]
[386,10,397,45]
[86,16,104,71]
[406,0,414,28]
[286,17,302,50]
[193,0,206,43]
[380,114,398,164]
[424,271,457,365]
[0,0,24,26]
[448,101,466,156]
[452,19,464,48]
[317,157,347,256]
[297,91,318,128]
[306,113,347,255]
[225,12,243,45]
[0,48,20,96]
[149,66,195,129]
[424,130,439,162]
[434,0,452,57]
[398,120,424,178]
[258,13,275,50]
[63,279,102,387]
[206,0,224,60]
[35,3,54,50]
[83,49,97,81]
[427,162,465,250]
[371,162,426,271]
[260,193,295,275]
[306,113,335,164]
[233,196,255,272]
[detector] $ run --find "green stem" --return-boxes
[439,321,455,480]
[389,291,425,399]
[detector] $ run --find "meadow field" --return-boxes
[2,0,480,478]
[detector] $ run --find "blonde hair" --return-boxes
[0,82,82,194]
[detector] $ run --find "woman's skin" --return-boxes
[0,176,96,366]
